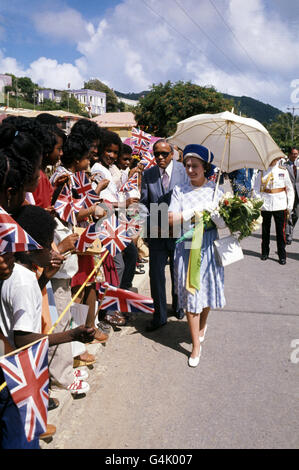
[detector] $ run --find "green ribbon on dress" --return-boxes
[186,216,204,294]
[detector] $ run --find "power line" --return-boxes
[174,0,245,75]
[141,0,206,58]
[208,0,263,75]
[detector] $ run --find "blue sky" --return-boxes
[0,0,299,112]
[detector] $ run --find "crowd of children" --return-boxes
[0,114,148,448]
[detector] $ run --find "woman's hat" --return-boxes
[183,144,216,177]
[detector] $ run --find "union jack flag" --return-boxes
[98,282,154,314]
[140,151,157,170]
[54,190,85,225]
[131,127,151,156]
[71,171,100,208]
[131,127,151,148]
[0,206,42,253]
[118,211,142,237]
[0,338,49,442]
[98,214,131,257]
[75,222,101,252]
[119,173,139,192]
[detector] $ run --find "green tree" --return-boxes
[84,79,119,112]
[134,80,234,137]
[59,91,88,116]
[17,77,38,103]
[266,112,299,153]
[40,98,60,111]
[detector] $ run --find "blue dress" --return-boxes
[168,181,226,314]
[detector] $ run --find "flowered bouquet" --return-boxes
[178,192,264,245]
[216,192,264,240]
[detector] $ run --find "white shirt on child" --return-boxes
[52,217,78,279]
[0,263,42,348]
[90,162,118,202]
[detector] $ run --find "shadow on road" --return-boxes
[242,249,261,258]
[129,309,191,358]
[285,251,299,261]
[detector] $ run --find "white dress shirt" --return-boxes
[159,159,173,191]
[253,163,294,211]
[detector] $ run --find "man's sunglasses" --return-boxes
[153,151,171,159]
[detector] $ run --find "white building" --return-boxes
[69,89,106,115]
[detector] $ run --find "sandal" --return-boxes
[104,311,126,326]
[97,321,112,333]
[90,329,109,344]
[73,352,96,367]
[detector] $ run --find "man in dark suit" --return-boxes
[284,147,299,244]
[140,139,188,331]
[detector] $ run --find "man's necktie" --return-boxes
[293,163,297,179]
[162,170,169,191]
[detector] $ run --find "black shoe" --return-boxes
[145,321,167,332]
[176,309,185,320]
[135,266,145,274]
[48,397,59,411]
[261,254,268,261]
[279,259,286,265]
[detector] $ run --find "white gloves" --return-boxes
[210,211,226,229]
[182,208,195,222]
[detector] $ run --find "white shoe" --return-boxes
[67,378,90,395]
[73,368,89,381]
[188,346,201,367]
[199,325,208,343]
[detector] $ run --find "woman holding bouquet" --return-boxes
[168,144,226,367]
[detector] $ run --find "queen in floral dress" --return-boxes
[168,144,226,367]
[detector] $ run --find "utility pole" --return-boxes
[16,77,19,109]
[67,82,70,112]
[287,106,299,144]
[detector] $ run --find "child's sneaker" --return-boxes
[73,368,89,381]
[67,378,90,395]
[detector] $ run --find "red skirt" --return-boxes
[71,255,95,287]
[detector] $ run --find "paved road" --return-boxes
[41,221,299,450]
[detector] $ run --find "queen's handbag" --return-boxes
[213,234,244,267]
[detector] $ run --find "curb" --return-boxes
[40,259,150,448]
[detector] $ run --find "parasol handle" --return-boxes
[213,121,231,202]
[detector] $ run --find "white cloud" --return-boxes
[0,0,298,111]
[0,50,26,77]
[28,57,84,89]
[32,7,92,43]
[0,50,84,90]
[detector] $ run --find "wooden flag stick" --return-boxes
[0,250,109,392]
[47,250,108,334]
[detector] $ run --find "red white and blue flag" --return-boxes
[54,187,85,225]
[98,214,131,257]
[71,171,100,208]
[140,151,157,170]
[75,222,101,252]
[131,127,151,148]
[119,173,139,193]
[98,282,154,314]
[118,211,142,237]
[0,338,49,442]
[131,127,151,156]
[0,206,42,253]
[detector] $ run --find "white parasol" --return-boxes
[168,110,284,173]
